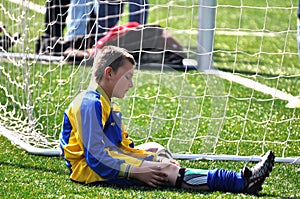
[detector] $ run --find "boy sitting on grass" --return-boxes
[60,45,275,195]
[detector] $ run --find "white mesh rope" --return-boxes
[0,0,299,164]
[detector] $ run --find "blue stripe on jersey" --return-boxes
[80,90,125,179]
[60,113,73,172]
[60,113,72,150]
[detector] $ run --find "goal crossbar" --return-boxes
[173,154,300,164]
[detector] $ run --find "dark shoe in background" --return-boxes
[0,22,20,51]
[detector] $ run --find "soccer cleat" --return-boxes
[242,150,275,195]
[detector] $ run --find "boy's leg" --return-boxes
[136,142,174,159]
[129,0,149,25]
[65,0,93,42]
[241,150,275,194]
[63,0,94,55]
[93,0,123,41]
[177,150,275,194]
[44,0,70,38]
[143,150,275,194]
[36,0,70,54]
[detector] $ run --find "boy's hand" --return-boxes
[130,165,169,187]
[158,157,180,167]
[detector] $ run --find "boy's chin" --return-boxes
[113,94,125,99]
[113,90,129,99]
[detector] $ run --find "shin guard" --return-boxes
[183,168,209,186]
[175,168,209,188]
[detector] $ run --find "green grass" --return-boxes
[1,136,299,198]
[1,0,300,198]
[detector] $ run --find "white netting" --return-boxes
[0,0,299,163]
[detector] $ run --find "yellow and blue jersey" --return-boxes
[60,86,156,184]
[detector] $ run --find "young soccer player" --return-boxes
[60,45,275,195]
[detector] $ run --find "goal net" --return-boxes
[0,0,299,163]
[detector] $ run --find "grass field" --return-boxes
[1,135,299,198]
[1,0,300,198]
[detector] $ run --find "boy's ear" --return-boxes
[104,67,113,79]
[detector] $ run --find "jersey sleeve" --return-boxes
[119,131,157,161]
[80,95,140,179]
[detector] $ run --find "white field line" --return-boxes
[216,30,280,37]
[204,70,300,108]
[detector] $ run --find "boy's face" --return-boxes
[111,59,134,98]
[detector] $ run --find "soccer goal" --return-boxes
[0,0,299,164]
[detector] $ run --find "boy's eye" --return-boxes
[125,74,133,80]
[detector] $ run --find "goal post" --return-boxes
[0,0,299,164]
[197,0,216,71]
